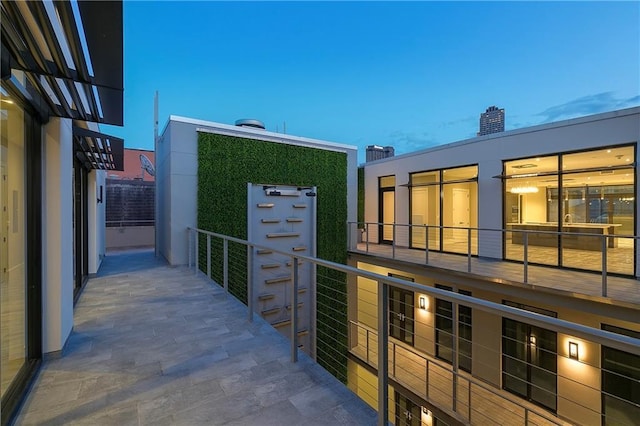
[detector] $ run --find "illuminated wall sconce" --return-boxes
[419,296,426,310]
[569,342,579,360]
[422,407,432,417]
[529,335,536,346]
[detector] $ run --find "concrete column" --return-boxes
[42,117,74,354]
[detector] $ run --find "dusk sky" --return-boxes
[101,1,640,164]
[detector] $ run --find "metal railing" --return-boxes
[106,219,155,227]
[349,221,639,298]
[188,226,640,426]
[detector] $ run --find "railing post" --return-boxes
[467,227,472,273]
[602,236,608,297]
[392,223,396,259]
[392,342,396,378]
[366,222,370,253]
[195,230,199,276]
[247,244,253,322]
[452,301,459,413]
[206,234,211,278]
[468,378,472,422]
[377,280,389,426]
[425,225,429,265]
[291,256,299,362]
[425,359,429,399]
[523,232,528,283]
[223,238,229,293]
[366,328,370,365]
[188,229,192,269]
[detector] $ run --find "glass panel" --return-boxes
[442,165,477,182]
[435,297,453,364]
[505,155,558,176]
[502,318,528,397]
[442,182,476,254]
[529,327,557,411]
[382,191,394,241]
[410,186,427,249]
[561,169,635,274]
[0,93,27,398]
[504,160,559,266]
[411,170,439,185]
[380,175,395,188]
[562,146,634,172]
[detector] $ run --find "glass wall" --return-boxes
[1,89,27,399]
[410,165,477,254]
[379,175,395,244]
[504,146,635,275]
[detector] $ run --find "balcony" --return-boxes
[349,222,640,306]
[14,249,376,425]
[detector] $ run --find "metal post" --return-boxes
[377,280,389,426]
[195,231,199,275]
[602,236,608,297]
[425,225,429,265]
[366,329,370,364]
[392,342,396,378]
[468,379,472,422]
[425,359,429,399]
[392,223,396,259]
[348,222,352,250]
[452,301,459,413]
[223,239,229,293]
[523,232,528,283]
[467,227,472,273]
[188,229,192,268]
[291,256,299,362]
[247,244,253,322]
[206,234,211,278]
[366,222,370,253]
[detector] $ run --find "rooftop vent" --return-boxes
[235,119,265,130]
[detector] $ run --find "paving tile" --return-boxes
[15,249,376,425]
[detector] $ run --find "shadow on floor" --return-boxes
[98,248,167,277]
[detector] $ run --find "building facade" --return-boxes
[478,105,505,136]
[366,145,395,162]
[0,2,124,424]
[349,107,640,425]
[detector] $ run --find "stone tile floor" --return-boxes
[14,249,376,425]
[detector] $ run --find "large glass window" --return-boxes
[504,146,635,275]
[502,302,557,413]
[379,176,395,244]
[601,324,640,426]
[1,89,27,399]
[434,285,472,373]
[388,275,415,346]
[410,166,477,254]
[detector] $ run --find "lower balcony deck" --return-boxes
[351,242,640,307]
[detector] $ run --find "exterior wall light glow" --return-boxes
[569,342,579,360]
[510,186,539,194]
[419,296,426,310]
[529,335,536,346]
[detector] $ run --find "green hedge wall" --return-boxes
[197,132,349,382]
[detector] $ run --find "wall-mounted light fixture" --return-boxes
[529,335,536,347]
[97,185,103,203]
[419,296,426,310]
[569,342,579,360]
[510,186,539,194]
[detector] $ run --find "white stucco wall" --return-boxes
[42,117,74,354]
[364,107,640,263]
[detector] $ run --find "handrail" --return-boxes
[349,320,567,426]
[349,221,638,297]
[188,226,640,426]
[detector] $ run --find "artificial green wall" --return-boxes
[197,131,349,382]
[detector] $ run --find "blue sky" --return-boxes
[102,1,640,163]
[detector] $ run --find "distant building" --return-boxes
[478,105,505,136]
[107,148,155,181]
[366,145,395,162]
